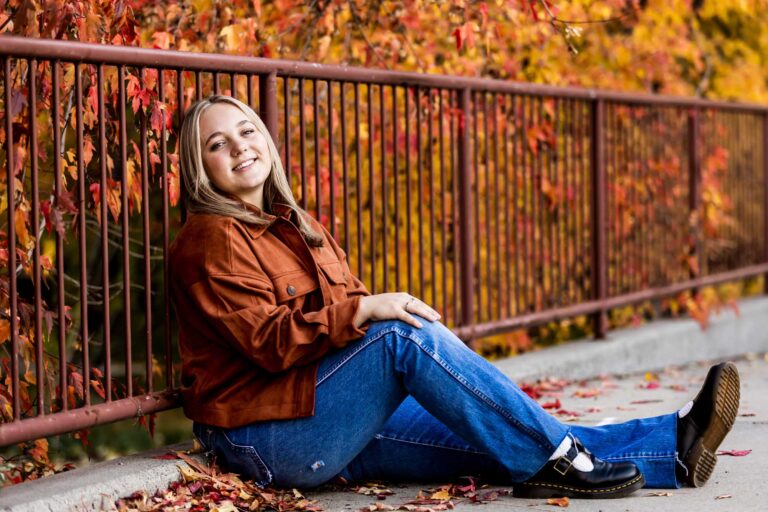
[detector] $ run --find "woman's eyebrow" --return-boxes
[203,119,254,146]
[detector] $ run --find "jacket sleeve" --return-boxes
[188,271,368,373]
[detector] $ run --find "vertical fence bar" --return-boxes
[688,108,701,283]
[160,74,171,390]
[4,57,20,419]
[340,82,350,256]
[314,80,321,220]
[139,69,153,393]
[29,59,44,415]
[590,99,608,338]
[417,86,425,300]
[405,88,412,295]
[392,86,400,291]
[368,84,376,293]
[119,66,133,396]
[75,63,91,405]
[439,91,448,319]
[299,78,307,209]
[380,85,387,291]
[458,88,475,336]
[354,83,363,279]
[428,90,436,305]
[52,61,67,410]
[97,65,112,401]
[284,78,292,182]
[328,81,336,237]
[259,71,279,145]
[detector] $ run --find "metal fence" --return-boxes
[1,36,766,445]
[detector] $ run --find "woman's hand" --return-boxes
[354,293,441,329]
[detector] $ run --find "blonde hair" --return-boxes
[179,95,323,246]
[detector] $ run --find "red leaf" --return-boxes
[452,27,462,50]
[716,449,751,457]
[153,453,179,460]
[541,398,561,409]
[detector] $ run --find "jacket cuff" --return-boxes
[328,295,368,346]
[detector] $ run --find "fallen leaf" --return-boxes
[646,491,673,497]
[572,388,601,398]
[153,453,179,460]
[541,398,561,409]
[716,449,751,456]
[668,384,688,392]
[547,496,569,507]
[738,412,756,417]
[630,399,664,404]
[430,490,452,501]
[586,407,602,413]
[639,381,660,390]
[715,494,732,500]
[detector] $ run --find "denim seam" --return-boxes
[316,335,381,386]
[603,453,676,460]
[373,433,486,455]
[220,431,274,486]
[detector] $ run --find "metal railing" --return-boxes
[0,36,766,445]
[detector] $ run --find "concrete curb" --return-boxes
[0,443,201,512]
[2,297,768,511]
[494,296,768,382]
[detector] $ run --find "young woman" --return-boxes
[169,95,741,499]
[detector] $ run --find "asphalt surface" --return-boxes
[308,355,768,512]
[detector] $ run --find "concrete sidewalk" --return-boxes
[309,355,768,512]
[2,297,768,511]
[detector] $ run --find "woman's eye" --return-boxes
[209,141,225,151]
[242,128,255,136]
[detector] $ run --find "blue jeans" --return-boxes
[193,318,680,489]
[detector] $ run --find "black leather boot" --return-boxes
[513,436,644,499]
[677,361,740,487]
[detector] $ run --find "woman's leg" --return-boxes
[197,317,643,496]
[343,396,679,489]
[340,396,514,483]
[570,417,678,488]
[197,317,569,488]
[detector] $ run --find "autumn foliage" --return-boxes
[0,0,766,483]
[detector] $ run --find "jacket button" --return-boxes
[286,285,296,296]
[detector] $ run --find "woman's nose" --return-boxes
[231,140,248,156]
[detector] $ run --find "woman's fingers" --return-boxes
[405,297,441,322]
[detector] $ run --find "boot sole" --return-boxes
[512,473,645,499]
[686,362,740,487]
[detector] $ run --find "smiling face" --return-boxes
[198,102,272,208]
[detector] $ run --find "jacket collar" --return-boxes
[241,201,295,239]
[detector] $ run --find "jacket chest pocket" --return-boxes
[319,261,349,302]
[272,270,318,304]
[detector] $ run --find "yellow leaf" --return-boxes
[220,25,243,52]
[430,490,452,501]
[0,319,9,345]
[15,208,31,248]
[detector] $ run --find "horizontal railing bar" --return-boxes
[0,392,181,447]
[453,263,768,340]
[0,35,766,112]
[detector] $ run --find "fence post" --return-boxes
[590,99,608,339]
[688,108,702,284]
[259,71,279,143]
[458,89,475,341]
[764,113,768,294]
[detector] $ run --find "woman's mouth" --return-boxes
[233,158,256,172]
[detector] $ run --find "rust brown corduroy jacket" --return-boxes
[169,203,370,428]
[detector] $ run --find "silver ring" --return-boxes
[405,298,415,311]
